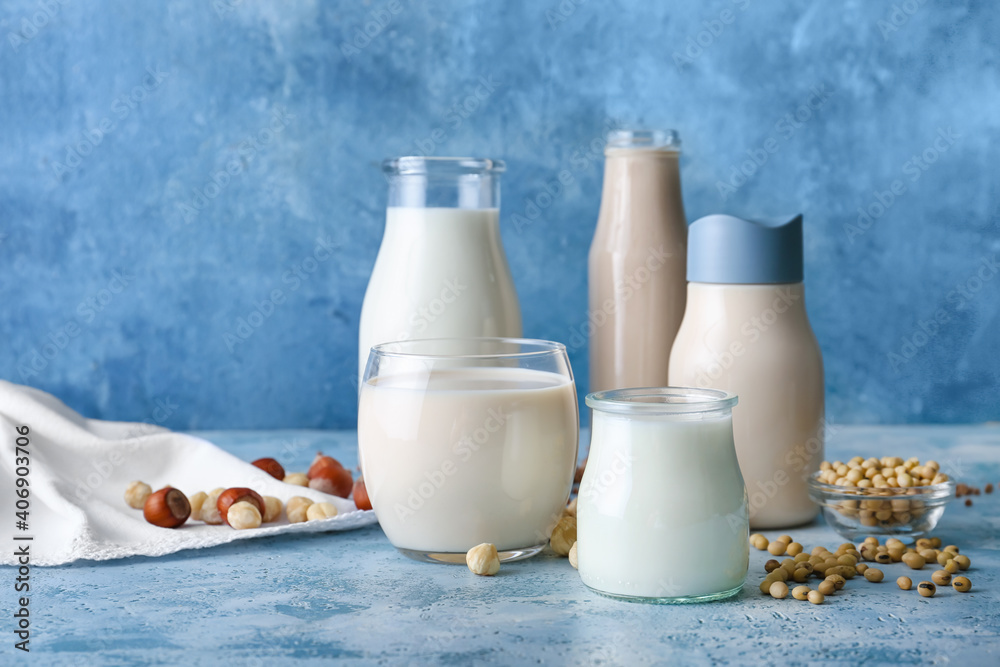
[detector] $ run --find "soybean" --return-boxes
[786,542,804,556]
[954,554,971,570]
[897,576,912,590]
[826,574,846,590]
[931,570,951,586]
[769,581,789,599]
[750,534,769,550]
[808,590,825,605]
[918,581,936,597]
[944,560,959,574]
[792,585,811,600]
[817,580,836,596]
[952,576,972,593]
[767,541,786,556]
[901,552,926,570]
[864,568,885,583]
[764,559,780,573]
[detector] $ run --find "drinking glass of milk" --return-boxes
[358,338,579,564]
[578,387,749,603]
[358,157,523,385]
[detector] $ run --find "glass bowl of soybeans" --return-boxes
[807,456,956,542]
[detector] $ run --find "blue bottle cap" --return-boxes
[687,214,804,284]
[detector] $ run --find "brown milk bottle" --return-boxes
[668,214,825,529]
[588,130,688,393]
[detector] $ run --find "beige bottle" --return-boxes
[588,130,687,393]
[668,214,824,529]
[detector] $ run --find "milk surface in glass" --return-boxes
[578,388,748,602]
[359,366,578,555]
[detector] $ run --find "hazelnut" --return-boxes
[251,457,286,480]
[216,488,265,526]
[286,496,313,523]
[143,488,191,528]
[466,543,500,576]
[124,481,152,509]
[283,473,309,487]
[568,541,578,569]
[188,491,208,521]
[200,488,226,525]
[564,497,577,517]
[353,478,372,511]
[306,502,339,521]
[227,501,262,530]
[261,496,283,523]
[549,514,577,556]
[309,466,353,498]
[308,452,345,480]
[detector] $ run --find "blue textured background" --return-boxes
[1,0,997,429]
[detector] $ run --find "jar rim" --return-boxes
[382,156,506,176]
[605,129,681,152]
[586,386,737,414]
[370,337,564,360]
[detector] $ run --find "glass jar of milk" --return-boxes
[358,157,523,385]
[578,388,748,603]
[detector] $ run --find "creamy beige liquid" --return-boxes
[588,147,687,393]
[578,412,748,599]
[357,367,578,553]
[668,283,824,529]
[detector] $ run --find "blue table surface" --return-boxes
[12,425,1000,666]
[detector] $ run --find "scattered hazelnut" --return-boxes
[124,481,152,509]
[568,541,578,569]
[261,496,283,523]
[309,466,354,498]
[353,478,372,511]
[200,488,226,525]
[227,501,262,530]
[308,452,345,480]
[549,514,577,556]
[188,491,208,521]
[143,488,191,528]
[283,473,309,487]
[286,496,313,523]
[252,457,286,480]
[216,488,265,526]
[564,497,577,517]
[306,502,339,521]
[466,543,500,576]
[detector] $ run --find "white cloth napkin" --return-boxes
[0,381,376,566]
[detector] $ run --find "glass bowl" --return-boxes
[807,474,955,543]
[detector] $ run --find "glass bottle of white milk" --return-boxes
[668,214,825,529]
[359,157,523,383]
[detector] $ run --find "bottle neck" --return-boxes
[597,150,685,233]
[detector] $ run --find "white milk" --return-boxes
[358,366,578,554]
[358,207,522,381]
[578,412,749,599]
